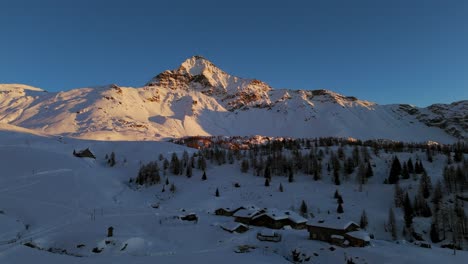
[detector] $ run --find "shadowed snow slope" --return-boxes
[0,57,466,143]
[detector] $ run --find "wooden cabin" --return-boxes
[344,231,371,247]
[233,208,264,224]
[283,211,307,229]
[215,206,244,216]
[307,218,370,247]
[250,210,307,230]
[251,212,289,229]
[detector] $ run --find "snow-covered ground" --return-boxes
[0,129,467,263]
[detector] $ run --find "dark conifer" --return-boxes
[403,193,413,228]
[337,203,344,214]
[202,171,207,181]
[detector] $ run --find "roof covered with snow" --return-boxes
[307,217,359,230]
[220,222,248,232]
[346,231,371,241]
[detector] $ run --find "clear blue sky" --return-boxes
[0,0,467,106]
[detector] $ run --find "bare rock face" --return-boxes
[398,101,468,139]
[146,56,273,111]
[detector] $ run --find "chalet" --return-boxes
[250,209,307,230]
[73,148,96,159]
[307,217,370,247]
[283,210,307,229]
[344,231,371,247]
[215,206,244,216]
[251,211,289,229]
[233,207,264,224]
[220,222,249,234]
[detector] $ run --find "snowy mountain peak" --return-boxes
[145,56,271,100]
[178,55,221,76]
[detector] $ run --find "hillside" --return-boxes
[0,57,466,143]
[0,129,467,263]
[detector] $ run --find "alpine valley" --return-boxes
[0,57,467,264]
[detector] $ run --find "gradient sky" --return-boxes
[0,0,467,106]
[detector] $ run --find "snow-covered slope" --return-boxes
[0,129,467,263]
[0,57,466,143]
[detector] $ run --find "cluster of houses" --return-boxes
[215,205,370,248]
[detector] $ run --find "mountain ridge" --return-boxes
[0,56,466,142]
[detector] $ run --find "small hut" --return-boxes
[73,148,96,159]
[180,213,198,222]
[307,218,359,242]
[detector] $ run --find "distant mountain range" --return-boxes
[0,56,466,143]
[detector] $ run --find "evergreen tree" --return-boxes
[163,159,169,171]
[169,183,176,193]
[288,168,294,183]
[182,150,189,168]
[264,178,270,187]
[388,156,402,184]
[264,165,271,179]
[300,200,308,216]
[337,195,344,205]
[401,162,410,179]
[337,203,344,214]
[197,156,207,171]
[108,152,116,167]
[186,164,192,178]
[407,158,414,174]
[418,171,432,199]
[334,189,340,199]
[170,153,181,175]
[426,148,433,163]
[356,163,367,186]
[432,180,443,207]
[394,182,404,208]
[333,168,341,185]
[135,161,160,185]
[403,193,413,228]
[202,171,207,181]
[388,208,397,240]
[430,216,441,243]
[366,162,374,178]
[360,210,368,229]
[215,188,220,197]
[240,159,249,173]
